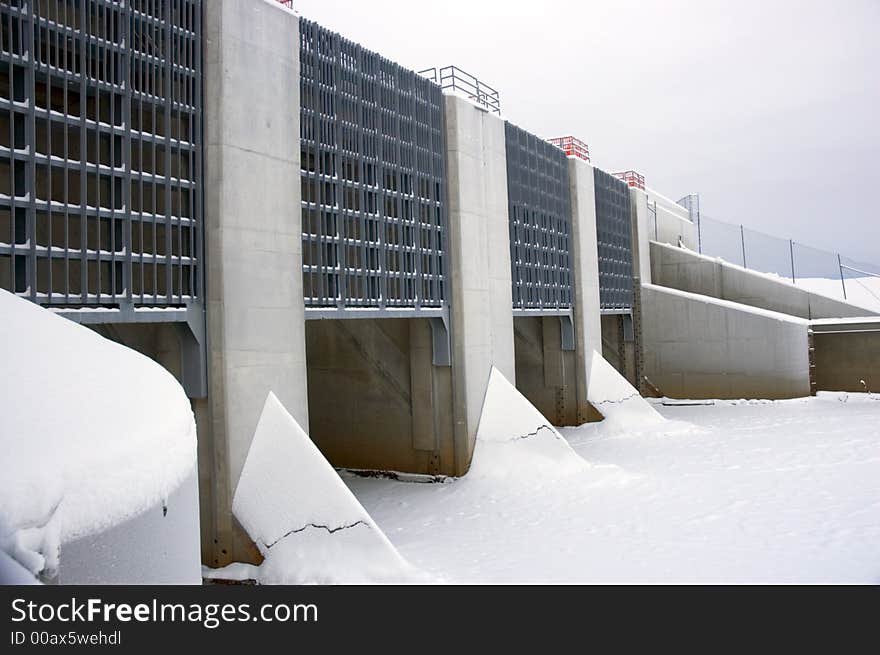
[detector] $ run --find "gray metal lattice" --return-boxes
[299,19,447,313]
[504,121,572,311]
[0,0,202,308]
[593,168,634,310]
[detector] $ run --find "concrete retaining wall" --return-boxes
[813,331,880,393]
[641,283,811,399]
[811,319,880,392]
[513,316,578,426]
[650,241,879,320]
[305,319,454,475]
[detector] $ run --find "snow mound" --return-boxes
[587,351,664,430]
[0,290,196,579]
[467,367,588,479]
[232,392,425,584]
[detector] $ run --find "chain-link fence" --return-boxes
[681,205,880,310]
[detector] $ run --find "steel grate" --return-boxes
[0,0,202,308]
[505,121,573,311]
[299,19,447,312]
[593,168,634,310]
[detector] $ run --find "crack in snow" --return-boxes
[592,392,641,406]
[264,520,369,549]
[504,424,560,442]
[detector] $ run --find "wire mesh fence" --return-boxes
[691,212,880,309]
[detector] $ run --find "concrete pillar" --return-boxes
[567,158,604,422]
[444,95,515,475]
[202,0,308,566]
[629,187,653,285]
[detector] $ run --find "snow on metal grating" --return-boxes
[299,20,448,311]
[0,0,203,308]
[505,123,573,311]
[594,169,635,310]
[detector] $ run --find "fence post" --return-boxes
[740,224,747,268]
[696,197,702,254]
[789,239,796,283]
[838,253,847,300]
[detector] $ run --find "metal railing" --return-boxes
[675,196,880,308]
[418,65,501,114]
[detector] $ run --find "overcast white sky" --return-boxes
[292,0,879,265]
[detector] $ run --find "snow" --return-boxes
[468,367,587,478]
[202,561,260,583]
[810,316,880,326]
[231,392,426,584]
[0,290,197,578]
[797,276,880,313]
[345,393,880,583]
[0,549,41,585]
[587,350,665,429]
[643,282,810,325]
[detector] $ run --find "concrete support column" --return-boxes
[567,159,603,423]
[444,95,515,475]
[202,0,308,566]
[629,187,653,285]
[629,187,651,393]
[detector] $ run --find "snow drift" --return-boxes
[467,367,588,479]
[0,290,197,579]
[232,392,424,584]
[587,350,664,430]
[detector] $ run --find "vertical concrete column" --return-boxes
[444,95,515,475]
[629,187,651,393]
[202,0,308,565]
[629,187,653,285]
[567,159,603,423]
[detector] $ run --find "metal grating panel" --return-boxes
[299,19,447,312]
[505,121,572,311]
[593,168,634,310]
[0,0,202,308]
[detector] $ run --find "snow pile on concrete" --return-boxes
[587,350,665,430]
[797,276,880,313]
[467,367,588,479]
[0,290,197,579]
[232,392,425,584]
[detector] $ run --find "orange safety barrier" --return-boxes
[547,136,590,162]
[612,170,645,190]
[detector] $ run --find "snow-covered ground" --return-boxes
[344,393,880,584]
